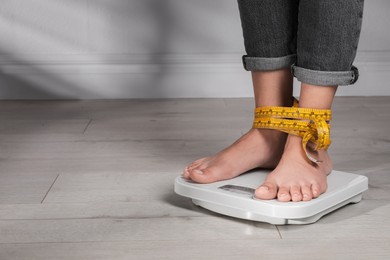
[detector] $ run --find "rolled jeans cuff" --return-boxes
[242,54,296,71]
[291,64,359,86]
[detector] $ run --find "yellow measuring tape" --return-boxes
[252,99,332,163]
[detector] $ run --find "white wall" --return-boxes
[0,0,389,99]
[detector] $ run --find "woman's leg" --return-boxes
[256,0,365,202]
[183,0,299,183]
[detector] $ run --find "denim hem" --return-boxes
[291,64,359,86]
[242,54,296,71]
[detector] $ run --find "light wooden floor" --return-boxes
[0,97,389,260]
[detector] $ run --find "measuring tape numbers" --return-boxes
[252,99,332,163]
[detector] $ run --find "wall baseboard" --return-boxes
[0,52,389,99]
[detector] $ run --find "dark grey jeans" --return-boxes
[237,0,364,86]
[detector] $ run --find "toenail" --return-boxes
[193,169,203,175]
[260,186,269,191]
[303,194,308,198]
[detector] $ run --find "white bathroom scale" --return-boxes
[174,170,368,225]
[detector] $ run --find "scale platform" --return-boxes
[174,170,368,225]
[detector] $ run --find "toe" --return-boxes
[290,185,302,202]
[254,182,277,200]
[188,160,204,171]
[301,185,313,201]
[182,167,190,179]
[188,167,218,184]
[311,183,322,198]
[277,187,291,202]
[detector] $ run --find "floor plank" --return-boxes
[0,173,58,204]
[0,201,204,220]
[0,216,278,244]
[43,172,180,203]
[0,119,90,134]
[277,202,390,239]
[0,239,388,260]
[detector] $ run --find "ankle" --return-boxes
[283,135,311,161]
[283,134,333,171]
[256,128,287,144]
[284,135,304,151]
[255,129,288,160]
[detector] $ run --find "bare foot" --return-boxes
[182,128,287,183]
[255,135,333,202]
